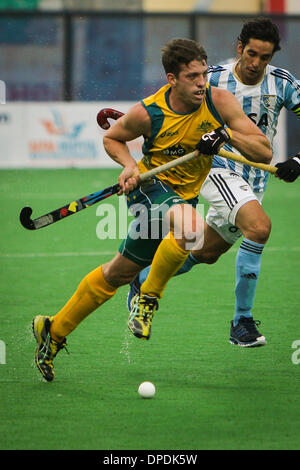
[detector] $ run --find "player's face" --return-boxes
[236,38,274,85]
[167,60,208,112]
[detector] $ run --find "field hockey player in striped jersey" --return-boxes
[128,17,300,348]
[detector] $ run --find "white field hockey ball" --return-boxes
[138,381,156,398]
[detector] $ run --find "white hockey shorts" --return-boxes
[200,167,264,245]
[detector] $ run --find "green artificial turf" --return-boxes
[0,169,299,451]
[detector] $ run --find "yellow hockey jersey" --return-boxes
[138,83,224,199]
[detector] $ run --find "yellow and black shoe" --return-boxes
[32,315,67,382]
[127,294,158,340]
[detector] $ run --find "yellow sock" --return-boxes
[141,232,190,299]
[50,266,117,342]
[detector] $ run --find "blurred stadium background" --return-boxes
[0,0,300,168]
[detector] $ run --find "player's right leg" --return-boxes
[33,254,141,381]
[123,178,204,340]
[129,203,204,340]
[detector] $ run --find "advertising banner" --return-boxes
[0,101,285,168]
[0,102,143,168]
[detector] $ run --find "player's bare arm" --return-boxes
[212,87,272,163]
[103,103,151,194]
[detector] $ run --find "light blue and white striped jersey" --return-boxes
[208,62,300,193]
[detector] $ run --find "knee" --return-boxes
[102,261,138,288]
[245,217,272,244]
[194,252,221,265]
[106,271,135,287]
[203,255,220,265]
[259,221,272,244]
[170,204,204,250]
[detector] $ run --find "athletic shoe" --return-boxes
[229,316,266,347]
[126,275,142,312]
[32,315,67,381]
[128,294,158,340]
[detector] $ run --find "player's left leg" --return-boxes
[198,168,271,347]
[33,254,141,381]
[229,199,271,347]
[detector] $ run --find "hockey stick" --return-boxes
[20,184,121,230]
[96,107,124,130]
[20,109,132,229]
[97,108,277,174]
[20,108,276,231]
[19,149,200,230]
[218,148,277,174]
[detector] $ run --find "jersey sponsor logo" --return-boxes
[159,130,179,138]
[162,145,186,156]
[239,185,249,191]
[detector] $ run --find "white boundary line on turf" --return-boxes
[0,247,300,258]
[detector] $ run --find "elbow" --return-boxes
[261,138,272,164]
[103,134,115,154]
[260,150,272,164]
[103,135,110,149]
[264,147,273,164]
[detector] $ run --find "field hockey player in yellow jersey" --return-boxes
[32,38,272,381]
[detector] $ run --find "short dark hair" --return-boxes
[238,17,281,53]
[162,38,207,77]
